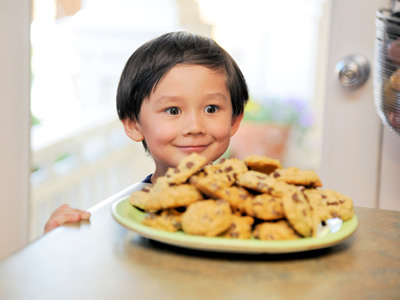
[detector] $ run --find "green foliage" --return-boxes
[31,113,41,126]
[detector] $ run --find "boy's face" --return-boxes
[122,64,243,179]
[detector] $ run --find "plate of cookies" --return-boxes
[112,153,358,254]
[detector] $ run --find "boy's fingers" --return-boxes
[44,208,91,234]
[44,220,60,233]
[80,211,91,220]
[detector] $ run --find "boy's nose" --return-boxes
[182,112,206,135]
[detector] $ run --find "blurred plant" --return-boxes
[31,113,41,127]
[243,97,315,131]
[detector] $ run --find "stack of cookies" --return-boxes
[129,153,354,241]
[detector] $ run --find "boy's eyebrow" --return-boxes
[205,92,228,99]
[152,95,180,103]
[154,92,229,103]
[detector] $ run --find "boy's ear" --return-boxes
[121,118,144,142]
[230,113,244,136]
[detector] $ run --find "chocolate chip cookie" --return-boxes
[222,215,254,239]
[129,185,152,210]
[181,199,233,236]
[142,208,183,232]
[242,193,285,221]
[304,188,354,221]
[253,220,300,241]
[237,170,290,196]
[271,167,322,187]
[281,188,314,237]
[165,152,208,184]
[144,180,203,211]
[244,154,282,175]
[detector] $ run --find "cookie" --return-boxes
[190,172,234,198]
[181,199,233,236]
[204,157,249,181]
[271,167,322,187]
[142,208,183,232]
[214,185,253,214]
[281,188,314,237]
[304,188,354,221]
[222,215,254,239]
[144,180,203,211]
[128,185,152,210]
[242,193,285,221]
[253,220,300,241]
[390,68,400,91]
[165,152,208,184]
[237,170,290,197]
[244,154,282,175]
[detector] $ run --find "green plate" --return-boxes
[112,197,358,254]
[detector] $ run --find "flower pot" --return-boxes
[229,122,290,161]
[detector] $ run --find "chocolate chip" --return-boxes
[230,232,239,238]
[292,193,300,203]
[225,166,233,172]
[331,212,339,218]
[239,194,247,200]
[173,167,180,174]
[186,162,194,169]
[273,172,280,178]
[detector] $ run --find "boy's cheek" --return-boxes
[147,126,176,145]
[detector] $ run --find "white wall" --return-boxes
[0,0,31,259]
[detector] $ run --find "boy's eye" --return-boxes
[165,107,181,115]
[204,105,219,114]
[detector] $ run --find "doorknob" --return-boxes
[335,54,370,89]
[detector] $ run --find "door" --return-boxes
[321,0,400,210]
[0,0,31,259]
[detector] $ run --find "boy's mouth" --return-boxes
[177,145,210,153]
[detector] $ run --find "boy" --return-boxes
[44,31,249,233]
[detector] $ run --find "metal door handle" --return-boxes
[335,54,370,89]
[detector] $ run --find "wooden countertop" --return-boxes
[1,184,399,299]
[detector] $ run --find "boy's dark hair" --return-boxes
[116,31,249,150]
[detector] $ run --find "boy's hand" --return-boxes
[44,204,91,234]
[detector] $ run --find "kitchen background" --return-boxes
[1,0,399,259]
[29,0,324,240]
